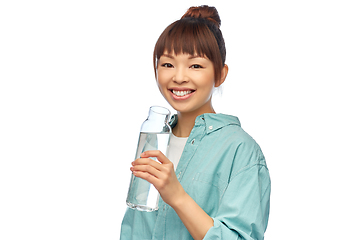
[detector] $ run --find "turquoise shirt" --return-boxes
[120,113,271,240]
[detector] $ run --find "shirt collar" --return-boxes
[169,113,241,134]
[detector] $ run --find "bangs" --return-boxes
[154,17,223,81]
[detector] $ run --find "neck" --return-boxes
[172,104,215,138]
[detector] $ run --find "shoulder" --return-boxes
[210,114,267,175]
[205,113,261,150]
[202,113,266,166]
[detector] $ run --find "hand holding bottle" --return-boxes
[131,150,186,207]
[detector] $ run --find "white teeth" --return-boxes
[172,90,193,97]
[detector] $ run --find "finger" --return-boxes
[132,157,162,171]
[141,150,171,164]
[131,163,164,179]
[132,170,162,186]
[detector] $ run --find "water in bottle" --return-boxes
[126,106,171,212]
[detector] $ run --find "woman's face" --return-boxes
[156,51,218,114]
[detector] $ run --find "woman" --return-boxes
[120,5,270,240]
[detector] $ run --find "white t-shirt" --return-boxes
[167,133,188,170]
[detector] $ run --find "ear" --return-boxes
[215,64,228,87]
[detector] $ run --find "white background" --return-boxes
[1,0,359,239]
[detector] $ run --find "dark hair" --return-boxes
[153,5,226,84]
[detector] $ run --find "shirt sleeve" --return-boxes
[203,160,271,240]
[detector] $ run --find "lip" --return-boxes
[168,88,196,101]
[169,87,195,91]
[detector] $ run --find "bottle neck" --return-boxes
[148,106,170,124]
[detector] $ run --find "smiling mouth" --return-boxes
[168,89,196,100]
[171,90,194,97]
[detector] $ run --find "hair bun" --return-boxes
[181,5,221,28]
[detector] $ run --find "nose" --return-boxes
[173,67,189,84]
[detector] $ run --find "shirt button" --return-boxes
[209,126,213,130]
[191,139,195,144]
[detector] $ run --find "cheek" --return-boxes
[198,73,216,92]
[156,73,169,95]
[156,71,164,87]
[157,69,175,88]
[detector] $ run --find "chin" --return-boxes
[168,103,193,113]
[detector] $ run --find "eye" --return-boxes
[161,63,174,68]
[191,64,203,69]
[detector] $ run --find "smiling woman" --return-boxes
[120,5,270,240]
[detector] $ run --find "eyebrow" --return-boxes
[189,55,203,59]
[160,54,204,59]
[161,54,175,59]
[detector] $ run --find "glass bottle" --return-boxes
[126,106,171,212]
